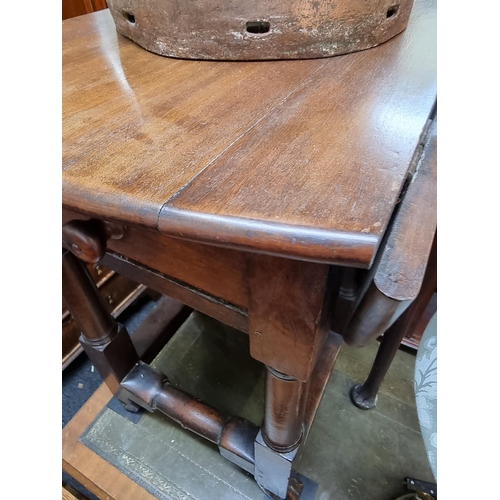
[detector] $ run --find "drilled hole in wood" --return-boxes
[246,21,270,34]
[386,5,399,18]
[123,11,136,24]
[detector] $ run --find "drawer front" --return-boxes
[62,209,249,310]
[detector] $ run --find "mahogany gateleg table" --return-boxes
[62,1,436,497]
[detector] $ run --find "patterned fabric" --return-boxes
[414,312,437,481]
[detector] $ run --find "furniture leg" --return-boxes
[255,367,308,499]
[247,255,343,499]
[263,367,308,452]
[63,240,343,497]
[350,235,437,410]
[350,314,409,409]
[62,249,141,411]
[63,248,261,470]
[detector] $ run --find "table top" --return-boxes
[62,0,436,268]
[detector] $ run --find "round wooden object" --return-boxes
[107,0,415,60]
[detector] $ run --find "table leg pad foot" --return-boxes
[350,383,377,410]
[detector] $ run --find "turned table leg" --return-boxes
[247,255,341,499]
[62,228,343,499]
[62,245,260,474]
[255,367,308,499]
[263,367,307,452]
[62,249,141,410]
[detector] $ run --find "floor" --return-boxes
[62,299,434,500]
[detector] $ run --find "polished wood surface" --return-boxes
[100,250,249,333]
[247,255,335,381]
[374,118,437,301]
[62,0,107,21]
[62,15,322,228]
[63,0,436,267]
[62,267,145,369]
[343,116,437,348]
[62,2,436,495]
[63,208,249,310]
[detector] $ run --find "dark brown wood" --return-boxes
[62,250,140,396]
[330,268,363,335]
[99,252,249,333]
[63,0,107,20]
[255,332,343,499]
[62,1,436,496]
[120,361,260,472]
[262,368,308,452]
[63,0,435,267]
[63,483,91,500]
[246,254,336,382]
[62,250,118,343]
[342,117,437,348]
[64,290,188,369]
[62,219,127,263]
[252,334,343,500]
[62,0,94,20]
[302,331,343,439]
[351,234,437,409]
[121,362,227,442]
[63,267,145,369]
[344,285,411,347]
[92,0,107,10]
[107,225,249,310]
[250,282,342,499]
[107,0,414,60]
[373,118,438,301]
[62,485,77,500]
[401,291,437,349]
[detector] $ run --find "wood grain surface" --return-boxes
[374,118,437,300]
[342,117,437,347]
[247,255,334,381]
[62,0,107,21]
[62,208,250,309]
[107,226,250,309]
[63,0,436,267]
[62,12,323,227]
[62,486,79,500]
[100,252,249,333]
